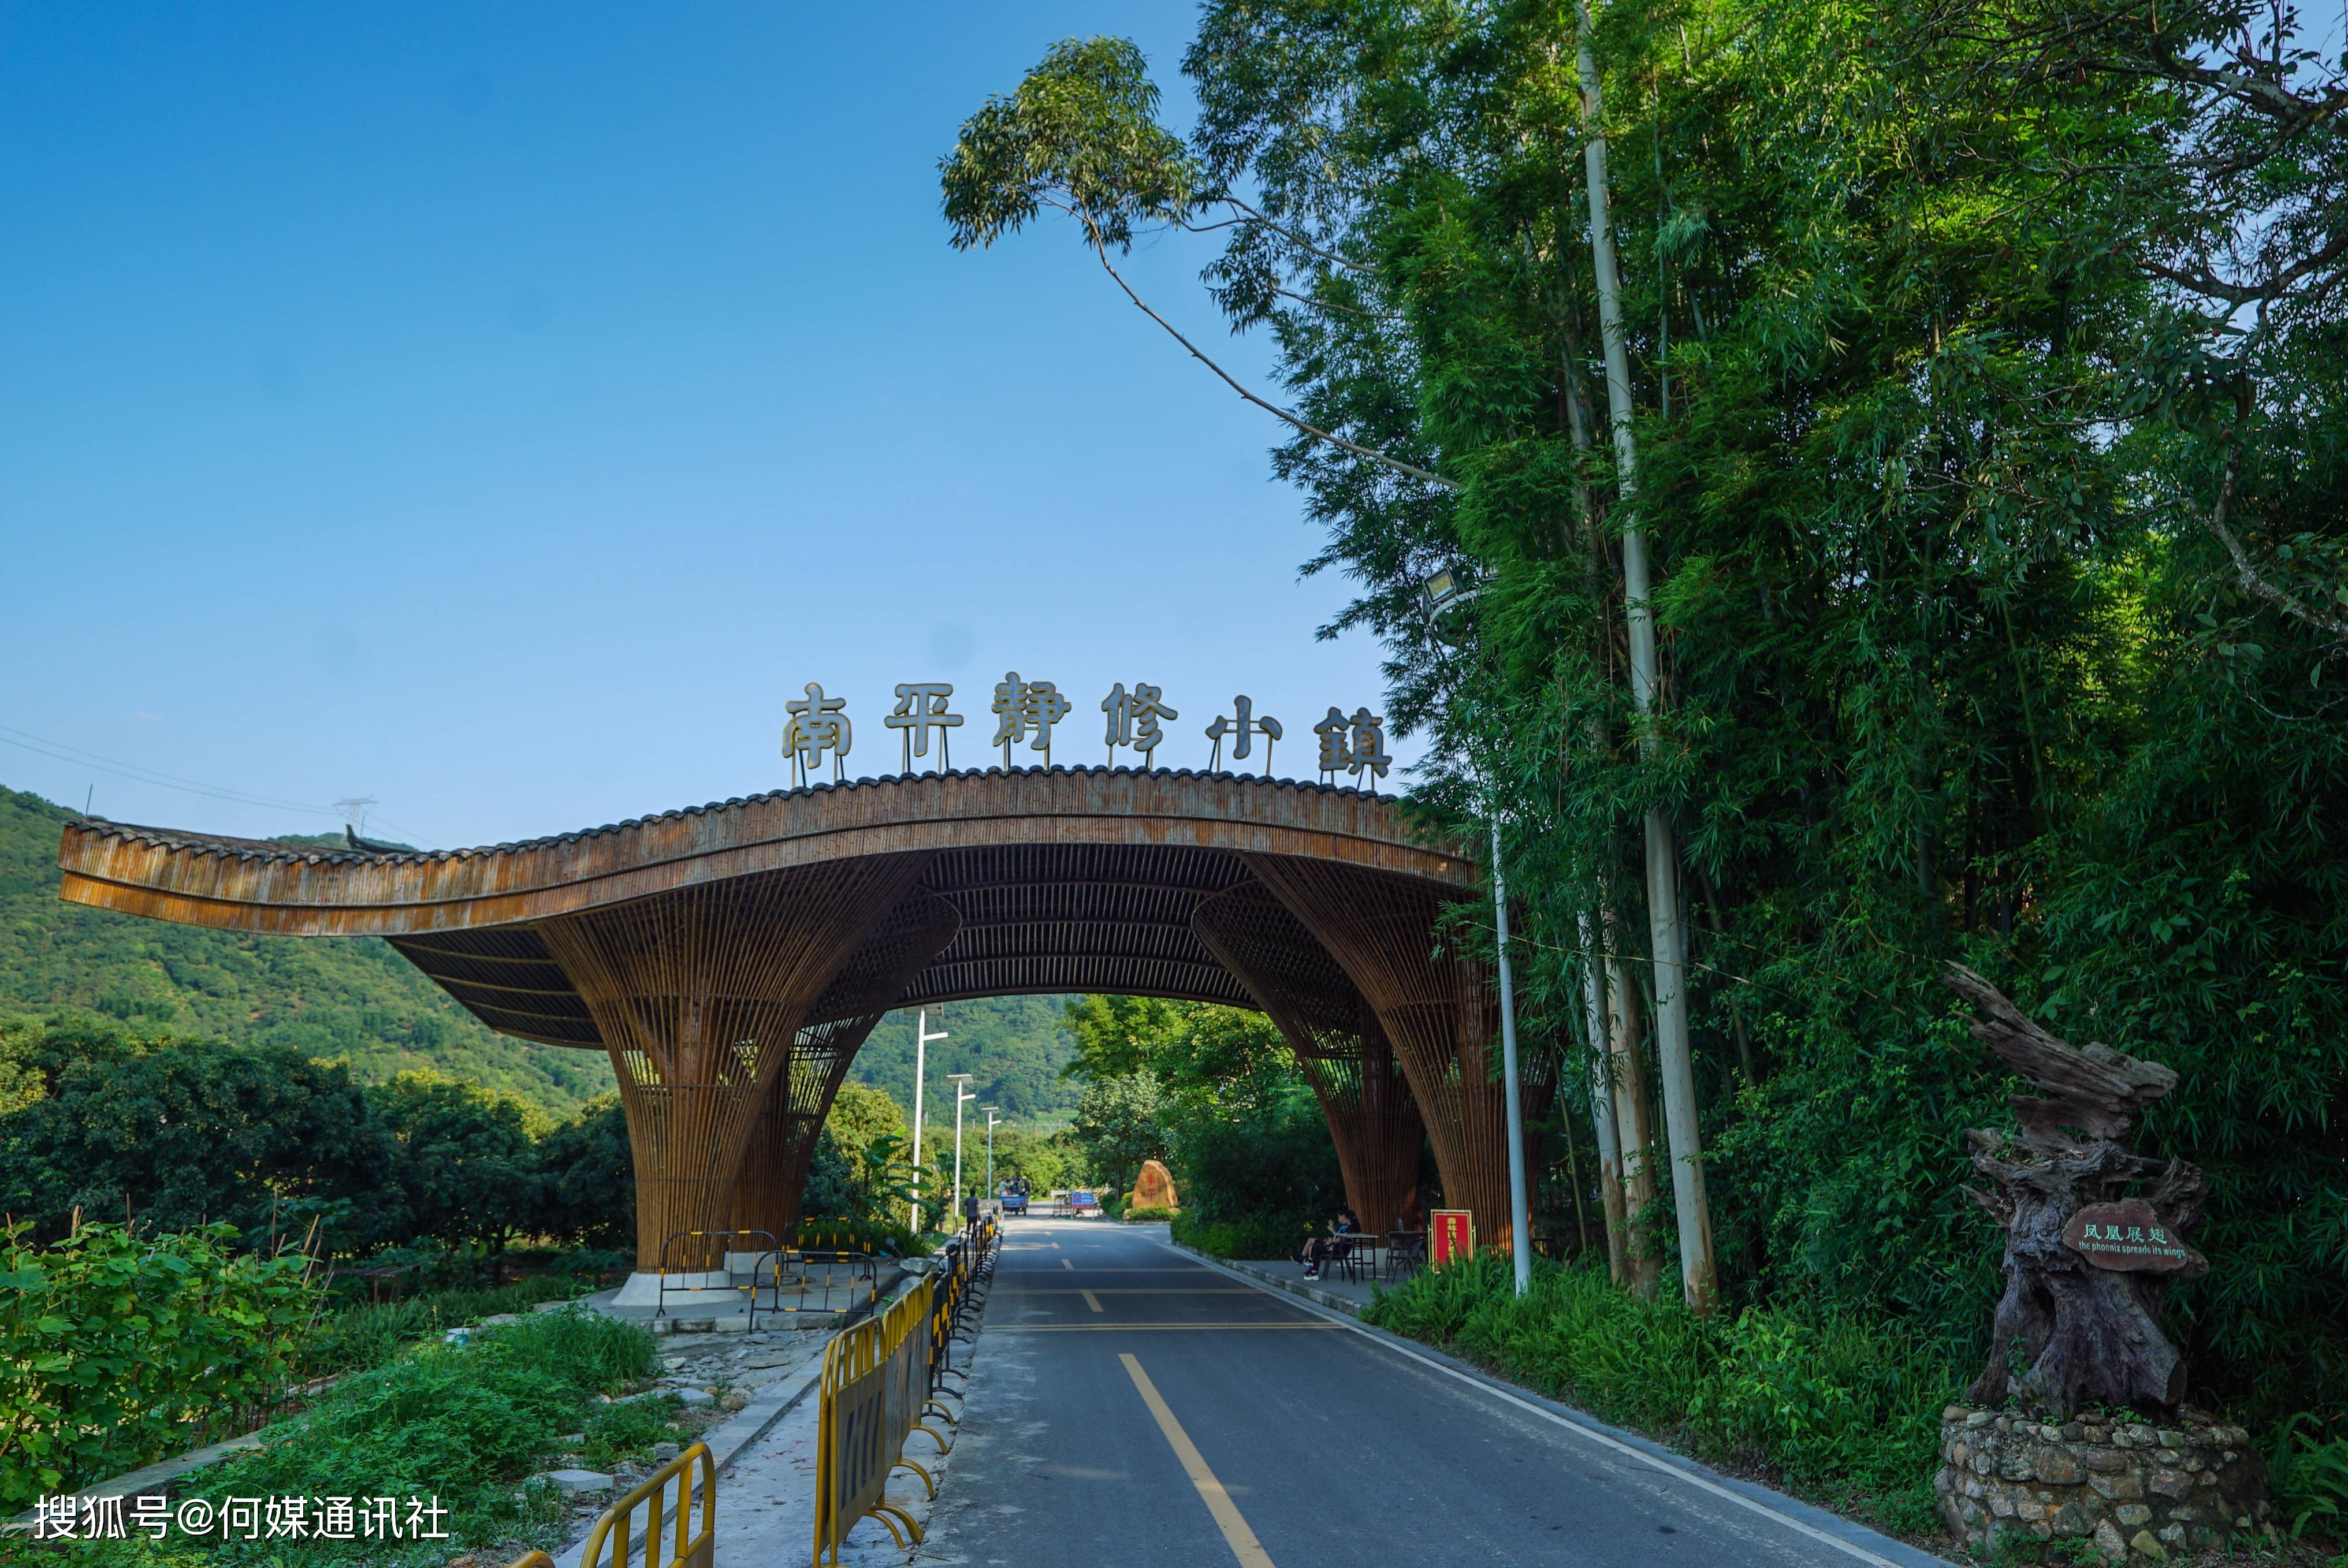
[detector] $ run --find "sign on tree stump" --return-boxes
[1944,964,2207,1417]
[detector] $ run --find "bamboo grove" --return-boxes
[941,0,2348,1424]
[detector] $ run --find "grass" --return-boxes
[175,1306,672,1567]
[303,1273,596,1375]
[1361,1254,1964,1538]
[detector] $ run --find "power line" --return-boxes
[0,721,366,825]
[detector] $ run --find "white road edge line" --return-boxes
[1159,1239,1937,1568]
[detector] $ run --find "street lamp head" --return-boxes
[1417,563,1486,649]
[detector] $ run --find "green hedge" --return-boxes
[1170,1211,1315,1260]
[1362,1256,1961,1535]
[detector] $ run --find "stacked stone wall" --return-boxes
[1934,1405,2274,1560]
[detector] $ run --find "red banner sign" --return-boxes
[1430,1209,1474,1267]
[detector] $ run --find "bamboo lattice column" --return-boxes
[731,891,962,1242]
[1192,881,1423,1232]
[1245,855,1555,1246]
[537,855,930,1269]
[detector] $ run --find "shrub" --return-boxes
[186,1308,662,1566]
[1171,1211,1314,1260]
[1362,1256,1960,1534]
[0,1221,317,1506]
[2269,1414,2348,1541]
[1123,1207,1176,1222]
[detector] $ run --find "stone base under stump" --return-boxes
[1934,1405,2274,1560]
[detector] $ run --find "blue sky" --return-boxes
[1,4,1415,850]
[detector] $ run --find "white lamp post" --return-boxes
[910,1010,947,1230]
[983,1108,1000,1198]
[948,1074,976,1226]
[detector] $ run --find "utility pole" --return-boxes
[1419,580,1539,1298]
[1491,816,1533,1296]
[1572,0,1717,1311]
[948,1074,976,1227]
[910,1010,947,1230]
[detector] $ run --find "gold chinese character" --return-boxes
[885,683,963,773]
[1205,696,1283,773]
[1102,683,1178,766]
[782,682,853,785]
[990,672,1073,768]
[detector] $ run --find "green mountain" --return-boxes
[0,785,1084,1122]
[0,786,616,1113]
[849,996,1082,1131]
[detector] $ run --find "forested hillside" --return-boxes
[0,784,1082,1120]
[0,786,614,1113]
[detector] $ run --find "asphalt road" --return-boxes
[916,1218,1945,1568]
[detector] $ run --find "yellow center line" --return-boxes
[1081,1289,1104,1313]
[1121,1353,1276,1568]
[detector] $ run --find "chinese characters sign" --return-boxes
[784,677,1389,785]
[2061,1200,2208,1275]
[1430,1208,1474,1268]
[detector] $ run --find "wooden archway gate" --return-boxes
[56,767,1551,1282]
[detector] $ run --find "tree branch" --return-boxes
[1183,200,1380,277]
[2193,413,2348,640]
[1076,214,1455,489]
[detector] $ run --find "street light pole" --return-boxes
[910,1010,947,1230]
[983,1108,1000,1200]
[948,1074,976,1226]
[1421,573,1536,1299]
[1491,813,1532,1296]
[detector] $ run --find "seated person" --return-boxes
[1294,1208,1363,1279]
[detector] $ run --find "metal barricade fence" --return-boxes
[654,1230,780,1328]
[812,1276,940,1565]
[576,1441,716,1568]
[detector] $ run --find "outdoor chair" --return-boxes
[1385,1234,1426,1282]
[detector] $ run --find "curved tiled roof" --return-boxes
[56,766,1467,1051]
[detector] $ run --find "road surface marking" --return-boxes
[995,1288,1256,1296]
[1164,1244,1918,1568]
[1061,1258,1074,1270]
[993,1322,1341,1333]
[1081,1289,1104,1312]
[1121,1353,1276,1568]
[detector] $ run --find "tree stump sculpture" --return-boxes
[1945,964,2208,1416]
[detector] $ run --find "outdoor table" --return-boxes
[1328,1231,1378,1282]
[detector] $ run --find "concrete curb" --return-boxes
[1165,1238,1958,1568]
[703,1359,823,1474]
[1192,1250,1375,1316]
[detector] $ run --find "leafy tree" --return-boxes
[373,1070,546,1253]
[948,3,2348,1426]
[1069,1070,1172,1197]
[0,1017,407,1253]
[533,1092,632,1249]
[988,1125,1074,1193]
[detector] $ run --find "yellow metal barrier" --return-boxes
[812,1276,936,1565]
[504,1555,555,1568]
[582,1440,716,1568]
